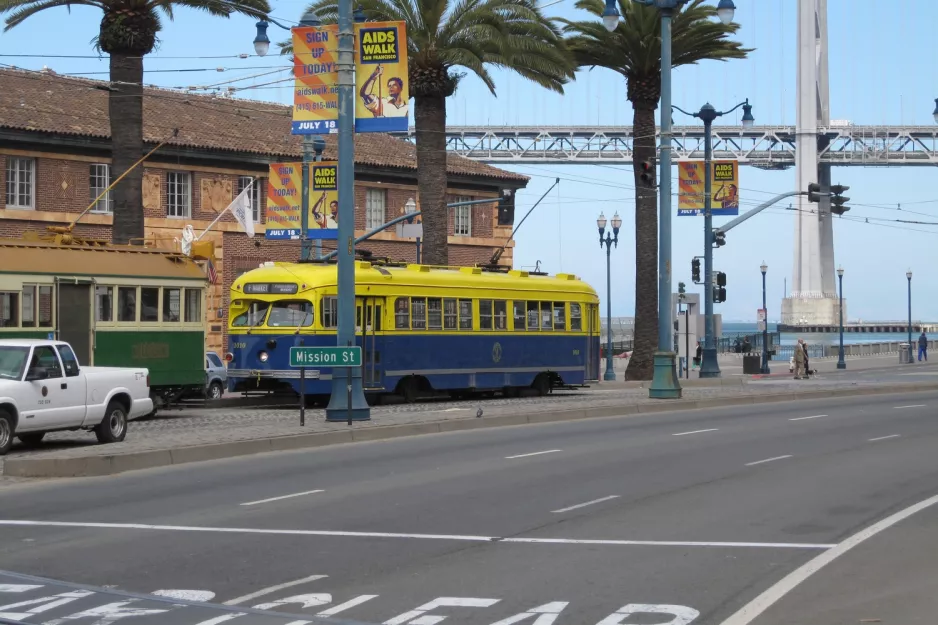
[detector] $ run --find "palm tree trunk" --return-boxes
[414,93,448,266]
[109,52,145,245]
[625,99,658,381]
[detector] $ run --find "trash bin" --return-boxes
[899,343,912,363]
[743,354,761,374]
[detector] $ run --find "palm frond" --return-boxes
[151,0,270,20]
[1,0,103,30]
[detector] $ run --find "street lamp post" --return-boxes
[760,262,770,374]
[673,97,753,379]
[253,2,370,421]
[836,266,846,369]
[907,269,913,364]
[598,212,622,381]
[602,0,736,397]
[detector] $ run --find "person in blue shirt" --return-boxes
[918,331,928,362]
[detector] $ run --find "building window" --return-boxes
[38,285,53,328]
[89,164,113,212]
[365,188,386,230]
[5,157,35,209]
[166,171,191,218]
[454,195,472,236]
[22,286,35,327]
[0,292,18,328]
[237,175,262,223]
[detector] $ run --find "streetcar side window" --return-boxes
[459,299,473,330]
[570,303,582,331]
[184,288,201,323]
[21,285,35,327]
[427,298,443,330]
[95,286,113,322]
[162,288,181,322]
[479,300,493,331]
[118,287,137,322]
[553,302,566,330]
[540,302,552,331]
[0,292,18,328]
[494,301,507,331]
[321,296,338,328]
[140,287,159,322]
[513,301,525,331]
[411,298,427,330]
[443,298,457,330]
[526,301,539,331]
[394,297,409,329]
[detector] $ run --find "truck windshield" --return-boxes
[231,302,271,327]
[0,346,29,380]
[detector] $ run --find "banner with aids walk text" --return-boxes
[677,160,740,216]
[354,21,409,132]
[308,161,339,239]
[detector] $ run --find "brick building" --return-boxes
[0,68,527,352]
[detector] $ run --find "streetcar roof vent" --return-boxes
[459,267,482,275]
[555,273,577,281]
[508,270,529,278]
[355,261,373,269]
[407,264,431,272]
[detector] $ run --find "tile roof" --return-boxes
[0,67,527,183]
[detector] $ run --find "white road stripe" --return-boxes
[240,489,324,507]
[745,455,793,467]
[718,492,938,625]
[893,404,926,409]
[789,415,827,421]
[551,495,620,514]
[223,574,328,605]
[0,520,833,549]
[672,428,719,436]
[316,595,379,616]
[869,434,901,442]
[505,449,562,459]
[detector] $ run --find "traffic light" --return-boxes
[807,182,822,203]
[713,230,726,247]
[678,281,686,295]
[639,160,654,186]
[497,188,515,226]
[830,184,850,215]
[713,286,727,303]
[691,258,701,283]
[716,271,727,287]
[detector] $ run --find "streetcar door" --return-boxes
[58,282,93,365]
[356,297,382,389]
[586,303,599,381]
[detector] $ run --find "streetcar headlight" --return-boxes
[258,351,269,363]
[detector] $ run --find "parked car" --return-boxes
[0,339,153,455]
[205,351,227,400]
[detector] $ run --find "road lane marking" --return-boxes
[869,434,900,442]
[222,574,328,606]
[672,429,719,436]
[893,404,926,409]
[718,492,938,625]
[0,520,834,549]
[505,449,562,459]
[789,415,827,421]
[745,455,793,467]
[552,495,620,514]
[316,595,379,616]
[240,489,324,507]
[152,590,216,602]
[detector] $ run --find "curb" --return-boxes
[5,382,938,479]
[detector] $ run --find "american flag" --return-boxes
[206,258,218,285]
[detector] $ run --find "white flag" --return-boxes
[229,180,255,238]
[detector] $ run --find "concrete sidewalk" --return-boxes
[3,367,937,480]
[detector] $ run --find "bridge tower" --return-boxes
[782,0,845,326]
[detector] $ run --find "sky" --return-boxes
[1,0,937,322]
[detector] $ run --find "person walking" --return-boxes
[694,341,702,371]
[918,331,928,362]
[803,340,811,377]
[793,339,806,379]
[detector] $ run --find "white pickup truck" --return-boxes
[0,339,153,455]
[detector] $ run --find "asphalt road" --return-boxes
[1,390,937,625]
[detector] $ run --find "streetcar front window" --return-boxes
[266,301,313,327]
[232,301,271,327]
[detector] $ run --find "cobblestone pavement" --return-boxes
[0,373,909,484]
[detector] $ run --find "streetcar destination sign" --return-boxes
[290,346,361,367]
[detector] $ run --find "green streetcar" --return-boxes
[0,237,208,412]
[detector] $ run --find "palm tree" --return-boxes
[559,0,749,380]
[1,0,271,244]
[296,0,574,265]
